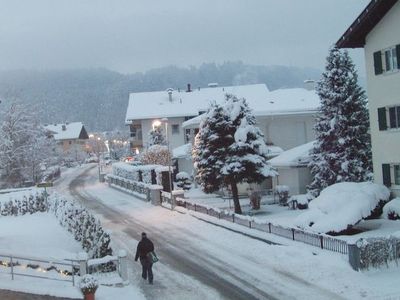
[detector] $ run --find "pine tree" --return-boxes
[148,126,166,147]
[308,46,372,197]
[193,95,277,214]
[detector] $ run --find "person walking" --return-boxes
[135,232,155,284]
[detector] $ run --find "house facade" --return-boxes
[45,122,89,153]
[337,0,400,197]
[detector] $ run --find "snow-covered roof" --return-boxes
[181,87,320,128]
[172,143,192,159]
[172,143,281,160]
[44,122,88,140]
[268,141,315,168]
[126,84,275,122]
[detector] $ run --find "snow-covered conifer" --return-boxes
[193,95,277,214]
[148,126,166,147]
[176,172,192,190]
[308,46,372,197]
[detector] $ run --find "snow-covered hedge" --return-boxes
[356,236,400,269]
[383,198,400,220]
[112,162,169,185]
[50,194,113,261]
[0,188,47,216]
[295,182,390,234]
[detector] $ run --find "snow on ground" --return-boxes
[79,169,400,300]
[0,212,81,259]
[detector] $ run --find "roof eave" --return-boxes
[336,0,398,49]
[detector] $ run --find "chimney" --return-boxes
[186,83,191,92]
[166,88,173,102]
[304,79,316,90]
[62,124,66,131]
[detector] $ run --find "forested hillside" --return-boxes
[0,62,322,131]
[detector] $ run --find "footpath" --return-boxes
[0,289,79,300]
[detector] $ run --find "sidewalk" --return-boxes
[0,289,80,300]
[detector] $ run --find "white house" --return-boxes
[268,141,315,195]
[182,87,320,151]
[337,0,400,197]
[45,122,89,153]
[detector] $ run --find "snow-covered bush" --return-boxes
[176,172,192,190]
[288,194,313,210]
[79,274,98,294]
[295,182,390,234]
[275,185,289,205]
[357,237,400,269]
[140,145,171,166]
[383,198,400,220]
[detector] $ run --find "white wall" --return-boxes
[275,167,311,195]
[141,117,187,150]
[256,114,315,150]
[364,2,400,196]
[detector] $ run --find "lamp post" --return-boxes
[154,118,174,208]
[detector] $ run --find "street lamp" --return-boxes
[158,118,174,208]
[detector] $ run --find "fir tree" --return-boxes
[193,95,277,214]
[148,126,166,147]
[308,46,372,197]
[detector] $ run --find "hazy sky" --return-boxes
[0,0,369,74]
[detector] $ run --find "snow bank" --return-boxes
[295,182,390,233]
[383,198,400,220]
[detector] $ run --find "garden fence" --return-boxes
[179,198,348,255]
[0,254,78,286]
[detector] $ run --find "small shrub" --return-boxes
[275,185,289,206]
[79,274,98,295]
[176,172,192,190]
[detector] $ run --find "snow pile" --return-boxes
[172,143,192,159]
[295,182,390,233]
[383,198,400,220]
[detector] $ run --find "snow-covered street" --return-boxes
[52,164,400,300]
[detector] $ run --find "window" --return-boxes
[377,106,400,130]
[185,129,191,143]
[172,124,180,135]
[395,165,400,185]
[385,48,398,72]
[373,44,400,75]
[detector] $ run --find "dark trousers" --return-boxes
[140,257,153,283]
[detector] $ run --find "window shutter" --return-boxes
[378,107,387,131]
[382,164,391,187]
[396,44,400,69]
[373,51,383,75]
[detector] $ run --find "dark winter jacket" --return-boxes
[135,237,154,261]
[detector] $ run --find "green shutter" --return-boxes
[382,164,391,187]
[396,44,400,69]
[378,107,387,131]
[374,51,383,75]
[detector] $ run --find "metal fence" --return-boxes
[107,175,150,201]
[0,254,78,286]
[179,198,348,255]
